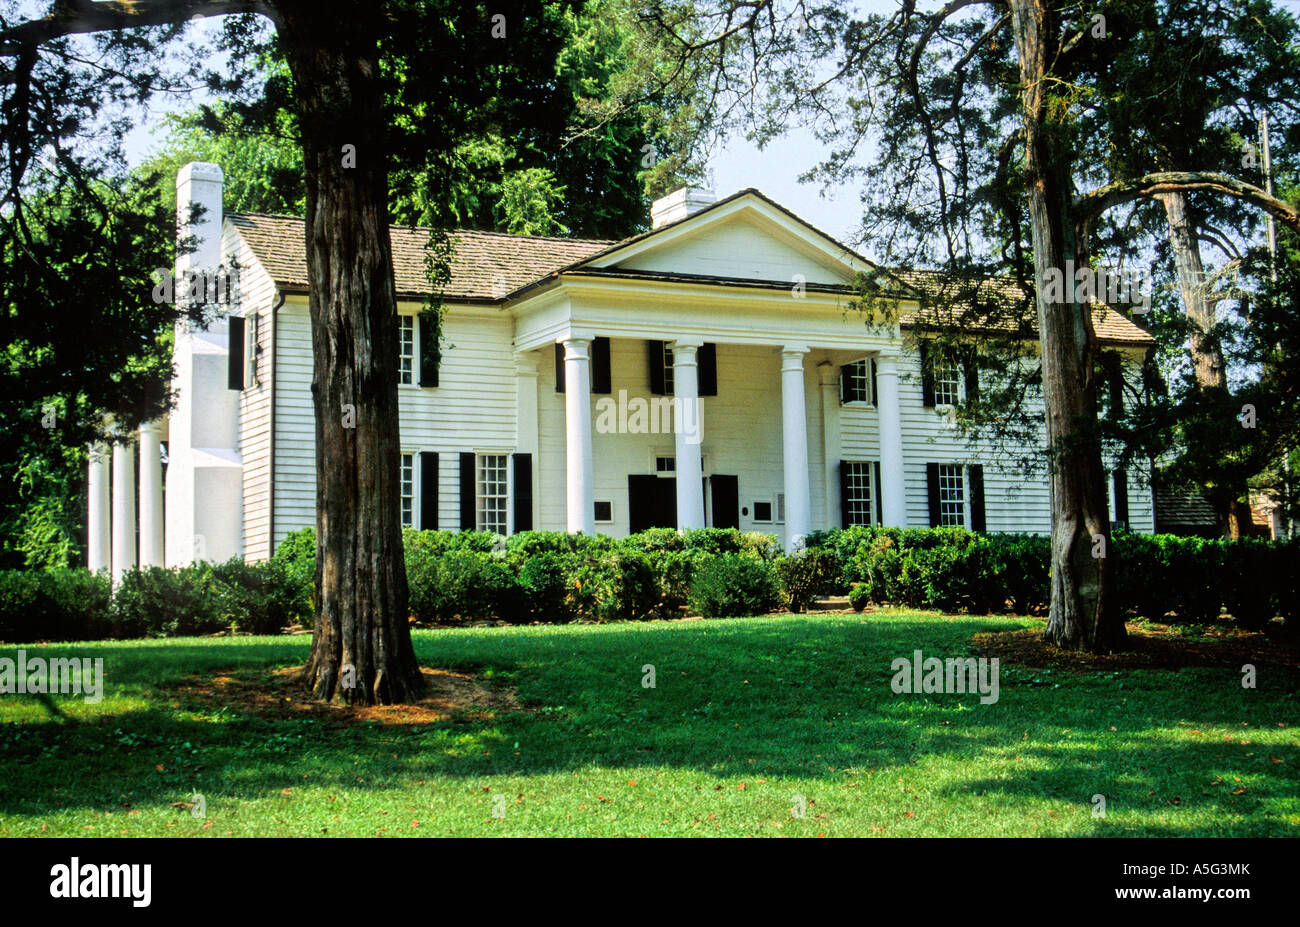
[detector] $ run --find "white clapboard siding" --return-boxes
[270,299,518,549]
[225,225,276,561]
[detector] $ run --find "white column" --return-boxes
[87,443,111,573]
[111,439,137,581]
[781,346,812,549]
[875,352,907,526]
[562,336,595,535]
[819,362,841,529]
[515,351,540,530]
[138,421,164,567]
[672,339,706,530]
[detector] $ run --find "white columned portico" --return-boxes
[562,336,595,535]
[671,339,706,531]
[87,442,111,573]
[780,346,812,549]
[138,422,165,567]
[111,439,137,581]
[875,352,907,526]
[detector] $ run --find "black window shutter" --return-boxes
[647,340,666,395]
[1113,468,1129,524]
[419,452,438,530]
[838,460,851,528]
[873,460,883,524]
[968,464,986,532]
[870,358,879,406]
[513,453,533,532]
[698,343,717,396]
[919,343,936,407]
[591,337,611,395]
[926,462,942,527]
[459,452,476,530]
[963,349,979,400]
[554,342,566,393]
[228,316,245,390]
[418,314,438,387]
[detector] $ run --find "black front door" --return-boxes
[710,474,739,529]
[628,475,676,533]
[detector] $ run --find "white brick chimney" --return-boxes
[651,186,716,229]
[165,162,244,566]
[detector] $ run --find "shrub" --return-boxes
[0,568,113,642]
[1219,538,1281,631]
[990,534,1050,614]
[211,558,303,634]
[112,564,227,637]
[586,551,661,623]
[688,553,780,618]
[271,527,316,625]
[516,551,574,623]
[848,581,871,613]
[775,548,843,611]
[408,548,525,623]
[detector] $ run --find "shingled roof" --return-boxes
[227,213,613,301]
[227,210,1154,346]
[897,270,1155,347]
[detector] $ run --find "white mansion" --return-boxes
[84,162,1156,575]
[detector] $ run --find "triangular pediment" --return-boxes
[582,190,874,287]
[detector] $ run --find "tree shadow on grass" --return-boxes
[0,615,1294,835]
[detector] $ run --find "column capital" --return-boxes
[670,336,704,350]
[780,343,811,356]
[561,336,592,361]
[780,346,809,373]
[874,351,901,373]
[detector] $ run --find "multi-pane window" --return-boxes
[938,464,965,527]
[397,315,415,385]
[661,342,675,395]
[399,453,414,527]
[655,455,676,475]
[842,360,871,404]
[477,454,509,535]
[843,462,874,526]
[932,358,962,406]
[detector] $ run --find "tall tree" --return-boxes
[2,0,701,701]
[634,0,1300,650]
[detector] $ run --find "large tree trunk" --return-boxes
[1158,191,1253,537]
[278,4,424,703]
[1010,0,1124,652]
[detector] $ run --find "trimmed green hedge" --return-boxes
[0,557,308,643]
[803,525,1299,628]
[4,525,1293,642]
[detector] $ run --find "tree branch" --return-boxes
[0,0,275,54]
[1076,171,1300,254]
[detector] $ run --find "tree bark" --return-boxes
[1010,0,1123,652]
[1157,191,1253,538]
[278,3,423,703]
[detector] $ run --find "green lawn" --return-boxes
[1,611,1295,836]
